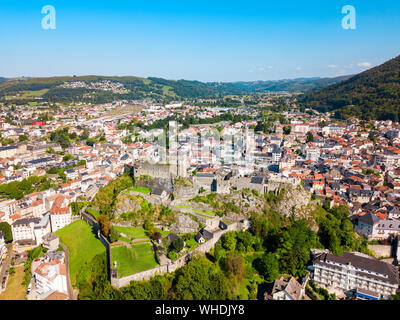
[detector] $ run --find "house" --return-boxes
[264,276,305,300]
[195,228,214,243]
[354,212,380,239]
[34,260,68,297]
[42,233,60,251]
[166,232,180,244]
[348,189,374,204]
[33,213,52,245]
[0,199,18,224]
[39,289,69,300]
[31,200,46,218]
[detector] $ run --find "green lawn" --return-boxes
[193,209,216,216]
[22,89,49,98]
[127,187,152,194]
[175,205,191,209]
[114,226,148,239]
[118,235,132,243]
[111,243,158,277]
[86,208,100,219]
[56,220,106,287]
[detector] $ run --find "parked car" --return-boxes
[26,283,32,295]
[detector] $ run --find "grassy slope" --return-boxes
[111,243,158,277]
[113,226,148,239]
[56,220,106,287]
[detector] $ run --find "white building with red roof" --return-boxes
[48,194,72,232]
[34,259,68,297]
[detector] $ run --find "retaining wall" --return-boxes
[111,222,241,289]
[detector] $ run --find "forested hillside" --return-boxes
[0,74,353,104]
[300,55,400,120]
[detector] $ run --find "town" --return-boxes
[0,85,399,301]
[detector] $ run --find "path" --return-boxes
[60,243,76,300]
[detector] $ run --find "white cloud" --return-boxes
[267,66,273,69]
[328,65,338,69]
[249,69,254,73]
[259,67,265,72]
[357,62,371,68]
[296,67,302,71]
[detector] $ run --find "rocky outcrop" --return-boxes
[273,185,313,217]
[114,194,142,215]
[170,212,199,234]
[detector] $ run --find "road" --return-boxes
[0,243,14,292]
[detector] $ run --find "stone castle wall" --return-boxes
[111,222,244,289]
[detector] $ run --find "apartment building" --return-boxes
[312,251,399,299]
[11,214,51,246]
[34,260,68,296]
[49,195,71,232]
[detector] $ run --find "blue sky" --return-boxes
[0,0,399,82]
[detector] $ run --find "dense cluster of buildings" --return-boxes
[1,97,400,300]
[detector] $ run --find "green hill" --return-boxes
[56,220,106,288]
[0,74,354,104]
[299,55,400,121]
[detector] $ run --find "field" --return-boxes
[105,104,142,117]
[0,266,27,300]
[114,226,148,239]
[127,186,152,194]
[55,220,106,287]
[5,89,49,100]
[111,243,158,277]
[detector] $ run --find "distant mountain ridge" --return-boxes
[0,74,353,103]
[233,75,352,93]
[300,55,400,121]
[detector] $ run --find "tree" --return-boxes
[224,253,246,281]
[172,238,185,252]
[0,222,12,243]
[167,250,177,260]
[143,219,155,236]
[257,253,280,282]
[97,215,111,238]
[18,134,28,142]
[173,256,229,300]
[276,219,319,277]
[222,232,237,251]
[109,227,119,243]
[283,126,291,135]
[62,154,74,162]
[236,231,255,252]
[86,138,96,147]
[306,131,314,143]
[152,232,162,242]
